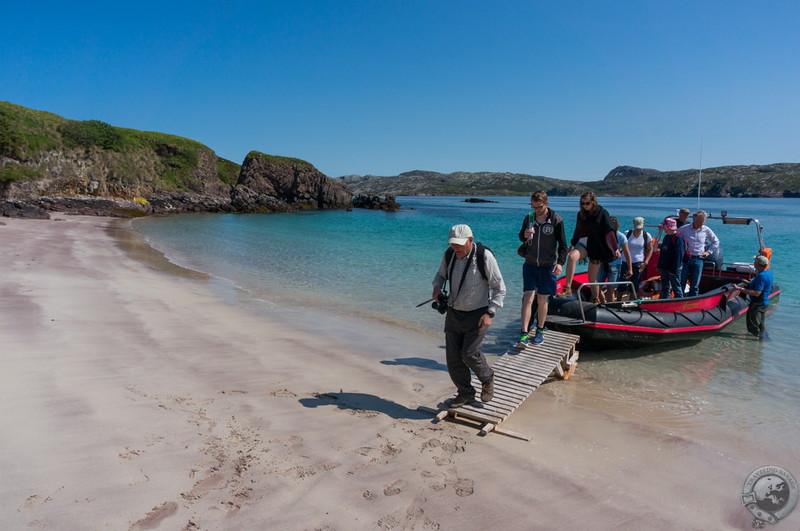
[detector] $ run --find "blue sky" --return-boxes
[3,1,798,180]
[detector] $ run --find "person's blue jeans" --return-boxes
[681,256,703,297]
[660,269,684,298]
[598,262,621,283]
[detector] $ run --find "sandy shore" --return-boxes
[0,215,779,530]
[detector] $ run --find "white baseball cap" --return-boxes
[448,224,473,245]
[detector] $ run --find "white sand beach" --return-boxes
[0,215,784,530]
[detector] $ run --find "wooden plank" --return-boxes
[500,363,554,379]
[493,426,532,441]
[419,330,580,438]
[452,408,507,424]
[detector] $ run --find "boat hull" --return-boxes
[546,276,780,349]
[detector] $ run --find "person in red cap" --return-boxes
[657,217,686,298]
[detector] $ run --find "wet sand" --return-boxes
[0,215,781,530]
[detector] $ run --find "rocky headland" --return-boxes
[339,164,800,198]
[1,102,359,218]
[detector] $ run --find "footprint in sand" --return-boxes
[433,456,451,466]
[412,382,424,392]
[441,436,466,454]
[383,479,407,496]
[405,495,426,517]
[420,470,447,491]
[363,490,378,501]
[376,513,401,529]
[381,441,402,456]
[454,478,474,497]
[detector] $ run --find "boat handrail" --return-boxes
[573,281,637,322]
[706,212,766,250]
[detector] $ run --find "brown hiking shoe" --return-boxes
[556,286,572,298]
[446,393,475,408]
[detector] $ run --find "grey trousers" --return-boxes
[746,301,767,338]
[444,307,494,397]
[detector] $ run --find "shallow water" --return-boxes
[133,196,800,460]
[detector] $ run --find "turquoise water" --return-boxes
[133,196,800,455]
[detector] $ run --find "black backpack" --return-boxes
[625,230,651,244]
[444,242,492,281]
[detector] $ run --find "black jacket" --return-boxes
[518,209,568,267]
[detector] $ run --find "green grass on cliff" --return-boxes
[0,102,62,161]
[1,101,241,190]
[216,158,241,186]
[245,151,311,167]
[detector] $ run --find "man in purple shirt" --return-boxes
[677,210,720,297]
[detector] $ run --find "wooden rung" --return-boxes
[479,422,496,436]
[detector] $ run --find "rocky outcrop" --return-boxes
[351,194,401,211]
[1,102,357,217]
[0,200,50,219]
[231,152,352,212]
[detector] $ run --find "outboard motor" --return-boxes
[704,246,723,272]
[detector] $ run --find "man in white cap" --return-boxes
[739,254,774,339]
[432,224,506,408]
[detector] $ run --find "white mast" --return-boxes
[696,137,703,211]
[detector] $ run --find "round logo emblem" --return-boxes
[542,225,554,235]
[742,466,798,528]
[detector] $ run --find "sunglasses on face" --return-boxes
[581,201,592,206]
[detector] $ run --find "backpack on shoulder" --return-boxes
[445,242,492,281]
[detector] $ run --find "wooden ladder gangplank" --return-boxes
[417,330,580,440]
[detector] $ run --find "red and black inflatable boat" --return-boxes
[545,213,780,349]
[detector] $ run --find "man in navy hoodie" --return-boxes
[657,217,686,299]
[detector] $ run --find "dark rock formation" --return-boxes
[0,200,51,219]
[0,102,355,218]
[463,197,498,203]
[351,194,401,211]
[231,152,352,212]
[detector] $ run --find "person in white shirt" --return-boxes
[677,210,720,297]
[622,217,654,297]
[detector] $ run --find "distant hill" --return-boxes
[339,164,800,198]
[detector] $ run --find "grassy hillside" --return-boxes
[0,101,239,194]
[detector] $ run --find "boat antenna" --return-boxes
[696,137,703,211]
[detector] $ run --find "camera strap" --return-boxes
[447,245,476,307]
